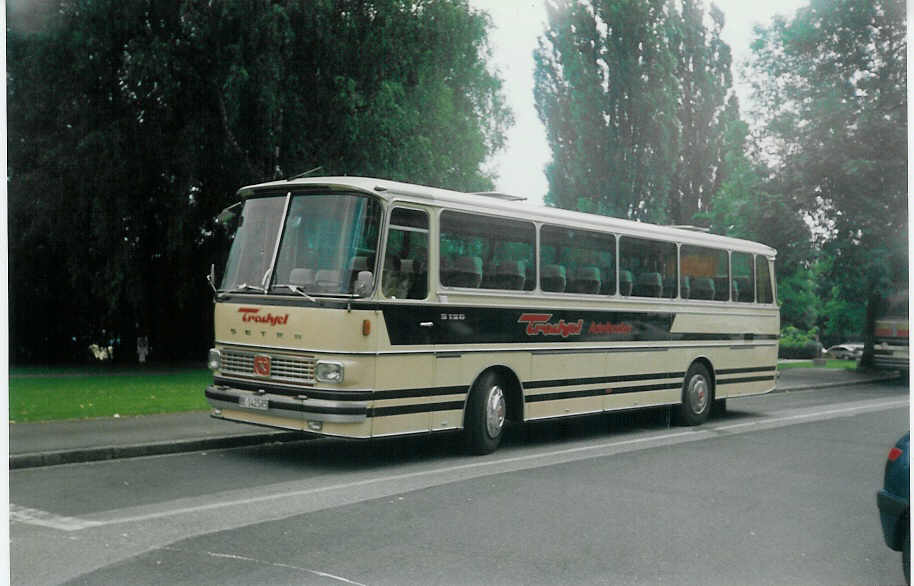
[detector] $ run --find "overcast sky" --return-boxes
[468,0,806,206]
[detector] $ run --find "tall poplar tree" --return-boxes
[534,0,735,223]
[668,0,734,225]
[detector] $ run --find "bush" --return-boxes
[779,342,819,359]
[779,325,821,359]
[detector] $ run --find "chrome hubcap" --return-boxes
[688,375,709,414]
[485,385,506,439]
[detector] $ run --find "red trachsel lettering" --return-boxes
[238,307,289,326]
[517,313,583,338]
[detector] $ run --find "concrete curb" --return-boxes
[773,372,902,394]
[9,431,310,470]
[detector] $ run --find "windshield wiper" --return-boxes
[260,267,273,292]
[272,283,318,303]
[222,283,268,294]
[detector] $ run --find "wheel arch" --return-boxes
[464,364,524,425]
[894,508,910,551]
[688,355,717,398]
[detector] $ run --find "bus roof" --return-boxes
[238,176,778,258]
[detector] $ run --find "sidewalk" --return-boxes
[9,366,903,469]
[772,366,900,391]
[9,412,307,469]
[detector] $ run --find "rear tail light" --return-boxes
[888,447,903,462]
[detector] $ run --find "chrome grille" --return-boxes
[270,355,315,380]
[221,349,315,383]
[222,351,254,373]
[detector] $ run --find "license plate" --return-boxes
[240,395,269,410]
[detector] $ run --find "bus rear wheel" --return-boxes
[677,363,712,426]
[464,371,507,455]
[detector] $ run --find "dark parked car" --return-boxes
[878,432,910,584]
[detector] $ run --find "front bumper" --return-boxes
[205,384,370,424]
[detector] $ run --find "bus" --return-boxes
[874,291,909,372]
[204,177,779,454]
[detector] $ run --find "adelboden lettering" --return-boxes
[588,321,633,335]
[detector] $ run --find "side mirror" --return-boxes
[217,209,237,226]
[207,263,218,293]
[216,202,242,227]
[354,271,373,297]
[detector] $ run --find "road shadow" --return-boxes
[235,404,759,472]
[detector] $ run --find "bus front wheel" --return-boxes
[464,371,507,455]
[677,363,712,426]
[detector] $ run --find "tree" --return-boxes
[700,111,816,320]
[7,0,511,363]
[534,0,678,220]
[668,1,735,225]
[534,0,735,223]
[748,0,907,365]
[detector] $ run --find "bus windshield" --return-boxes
[221,192,382,296]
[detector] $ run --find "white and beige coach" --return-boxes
[205,177,779,454]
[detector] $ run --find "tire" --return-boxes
[677,363,713,426]
[464,371,507,455]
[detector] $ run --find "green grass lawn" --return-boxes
[9,369,211,422]
[8,359,860,423]
[777,359,857,370]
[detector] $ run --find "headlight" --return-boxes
[315,361,344,384]
[207,348,222,372]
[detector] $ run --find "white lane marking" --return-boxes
[10,504,103,531]
[101,429,701,527]
[13,396,908,532]
[191,549,367,586]
[715,398,909,432]
[99,396,910,526]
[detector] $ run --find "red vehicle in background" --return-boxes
[874,291,909,372]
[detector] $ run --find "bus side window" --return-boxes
[732,252,755,302]
[620,236,677,299]
[681,245,728,301]
[540,225,615,295]
[440,211,535,291]
[756,256,773,304]
[383,208,429,299]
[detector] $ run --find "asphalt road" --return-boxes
[11,381,910,585]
